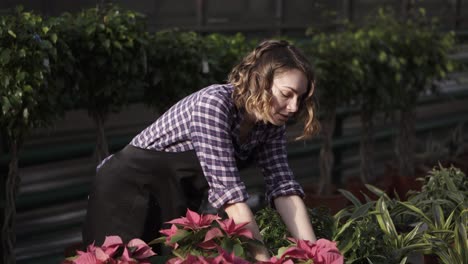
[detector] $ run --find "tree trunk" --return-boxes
[397,107,415,177]
[360,110,375,183]
[319,108,336,195]
[2,139,20,264]
[92,112,109,164]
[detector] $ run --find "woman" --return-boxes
[83,39,319,260]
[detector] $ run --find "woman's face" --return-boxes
[269,69,308,126]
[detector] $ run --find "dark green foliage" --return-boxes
[144,30,205,111]
[0,7,73,263]
[57,4,148,117]
[255,206,334,255]
[0,7,70,140]
[144,31,255,112]
[202,33,256,84]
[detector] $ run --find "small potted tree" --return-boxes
[58,4,149,163]
[0,7,73,263]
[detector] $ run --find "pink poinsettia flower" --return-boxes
[278,246,309,261]
[257,256,295,264]
[212,249,251,264]
[127,238,157,260]
[290,238,344,264]
[160,224,184,249]
[69,252,100,264]
[102,236,124,257]
[167,254,212,264]
[216,219,254,239]
[167,209,220,230]
[257,246,307,264]
[198,227,224,249]
[69,246,109,264]
[309,239,344,264]
[68,242,112,264]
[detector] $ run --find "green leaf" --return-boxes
[399,256,408,264]
[2,97,11,115]
[333,218,356,240]
[23,108,29,121]
[403,222,423,243]
[351,202,374,219]
[8,30,16,38]
[113,40,122,50]
[148,236,166,245]
[339,189,362,207]
[51,33,58,44]
[169,229,190,243]
[375,198,398,239]
[23,85,33,93]
[365,184,389,199]
[0,48,11,65]
[103,39,111,49]
[1,75,10,87]
[232,243,244,257]
[42,26,50,34]
[397,201,433,225]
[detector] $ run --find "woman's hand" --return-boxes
[274,195,317,242]
[224,202,271,261]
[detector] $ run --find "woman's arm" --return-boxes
[224,202,271,261]
[274,195,317,242]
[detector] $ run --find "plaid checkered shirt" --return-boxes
[114,84,304,208]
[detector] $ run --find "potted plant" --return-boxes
[62,236,157,263]
[367,9,455,185]
[150,208,343,263]
[300,27,367,213]
[403,165,468,263]
[0,7,73,263]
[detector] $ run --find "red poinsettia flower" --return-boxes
[167,209,220,230]
[216,218,254,239]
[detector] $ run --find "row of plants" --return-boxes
[64,208,344,264]
[256,165,467,264]
[62,165,466,263]
[302,8,458,198]
[0,5,255,263]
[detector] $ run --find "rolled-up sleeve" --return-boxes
[256,126,304,204]
[189,92,249,209]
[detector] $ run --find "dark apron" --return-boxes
[82,145,208,246]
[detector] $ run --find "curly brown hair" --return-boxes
[228,39,319,140]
